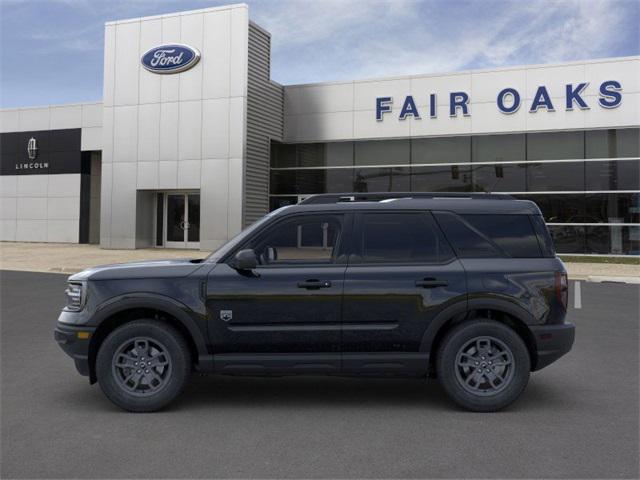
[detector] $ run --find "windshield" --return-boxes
[205,206,292,263]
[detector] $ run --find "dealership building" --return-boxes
[1,3,638,255]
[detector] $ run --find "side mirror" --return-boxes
[233,249,258,271]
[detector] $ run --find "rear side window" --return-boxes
[357,212,454,263]
[433,212,501,258]
[434,212,543,258]
[529,214,556,257]
[462,214,542,258]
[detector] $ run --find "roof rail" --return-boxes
[298,192,514,205]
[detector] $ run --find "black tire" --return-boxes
[96,320,191,412]
[436,319,530,412]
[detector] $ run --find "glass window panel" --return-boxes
[412,136,471,164]
[527,162,585,191]
[270,142,297,168]
[325,142,354,166]
[548,226,586,254]
[296,144,326,167]
[527,131,584,160]
[585,193,640,224]
[514,194,586,223]
[354,139,410,166]
[270,169,354,195]
[472,134,525,163]
[251,215,343,264]
[269,196,298,212]
[461,214,542,258]
[353,167,410,192]
[187,194,200,242]
[586,226,640,255]
[434,212,501,258]
[411,165,473,192]
[359,213,454,263]
[585,160,640,190]
[471,164,526,192]
[585,128,640,158]
[271,142,354,168]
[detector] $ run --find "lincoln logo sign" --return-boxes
[376,80,622,120]
[141,44,201,74]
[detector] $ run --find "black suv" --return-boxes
[55,193,575,412]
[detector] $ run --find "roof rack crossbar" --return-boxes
[299,192,514,205]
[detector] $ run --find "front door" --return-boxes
[341,211,467,374]
[164,193,200,249]
[205,212,350,373]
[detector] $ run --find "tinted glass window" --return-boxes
[472,134,525,163]
[251,215,343,265]
[358,212,454,263]
[355,140,410,166]
[412,137,471,164]
[530,214,556,257]
[434,212,501,258]
[270,169,354,195]
[514,194,586,223]
[585,128,640,158]
[353,167,410,192]
[585,192,640,224]
[271,142,354,168]
[411,165,473,192]
[527,131,584,160]
[527,161,585,191]
[585,160,639,191]
[461,214,542,258]
[271,142,296,168]
[471,164,526,192]
[549,225,586,254]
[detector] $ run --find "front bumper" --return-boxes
[54,322,96,377]
[530,322,575,371]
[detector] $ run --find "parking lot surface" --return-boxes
[1,270,638,479]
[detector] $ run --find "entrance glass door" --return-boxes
[164,193,200,248]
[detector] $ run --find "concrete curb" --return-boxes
[587,275,640,284]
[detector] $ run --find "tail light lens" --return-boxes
[555,271,568,310]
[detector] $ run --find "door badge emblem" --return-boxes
[220,310,233,322]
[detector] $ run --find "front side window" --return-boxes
[249,215,343,265]
[356,212,454,264]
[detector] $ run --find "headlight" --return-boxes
[64,282,86,311]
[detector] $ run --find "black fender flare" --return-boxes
[419,296,537,354]
[88,293,211,368]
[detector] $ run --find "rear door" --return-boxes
[341,211,467,374]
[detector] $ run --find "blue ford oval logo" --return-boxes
[141,44,201,74]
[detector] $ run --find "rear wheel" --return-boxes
[436,320,530,412]
[96,320,191,412]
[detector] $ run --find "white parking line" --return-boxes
[574,281,582,309]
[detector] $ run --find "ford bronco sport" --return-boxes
[55,193,575,412]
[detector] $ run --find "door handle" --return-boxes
[297,279,332,289]
[415,278,448,288]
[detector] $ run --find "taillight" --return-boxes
[555,271,568,310]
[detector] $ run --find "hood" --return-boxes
[68,258,207,281]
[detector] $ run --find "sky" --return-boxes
[0,0,638,108]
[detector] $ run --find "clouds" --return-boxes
[0,0,637,107]
[252,0,638,84]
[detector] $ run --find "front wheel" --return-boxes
[96,320,191,412]
[436,320,530,412]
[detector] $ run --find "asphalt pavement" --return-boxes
[1,270,638,479]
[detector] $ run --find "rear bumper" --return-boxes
[54,322,96,377]
[530,322,575,371]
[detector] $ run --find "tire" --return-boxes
[436,319,530,412]
[96,320,191,412]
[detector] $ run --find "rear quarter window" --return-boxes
[434,212,543,258]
